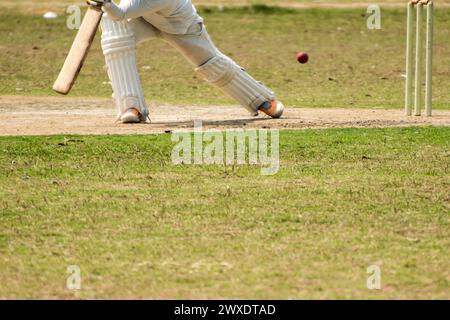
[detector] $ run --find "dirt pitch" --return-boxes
[0,96,449,136]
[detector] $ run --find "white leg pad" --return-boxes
[195,54,275,114]
[101,15,149,120]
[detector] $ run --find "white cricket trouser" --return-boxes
[130,17,218,66]
[102,16,276,116]
[131,17,276,114]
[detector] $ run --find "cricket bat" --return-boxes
[53,7,103,95]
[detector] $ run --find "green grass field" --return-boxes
[0,128,449,299]
[3,0,450,12]
[1,2,449,300]
[1,6,450,108]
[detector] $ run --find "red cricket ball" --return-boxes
[296,52,309,64]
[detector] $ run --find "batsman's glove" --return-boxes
[86,0,111,9]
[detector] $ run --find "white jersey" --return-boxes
[103,0,203,34]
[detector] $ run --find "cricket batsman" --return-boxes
[86,0,284,123]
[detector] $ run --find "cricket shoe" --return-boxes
[258,100,284,118]
[119,108,147,124]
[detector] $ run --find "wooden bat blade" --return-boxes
[53,8,103,95]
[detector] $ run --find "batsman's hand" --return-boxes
[86,0,111,9]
